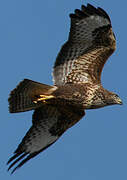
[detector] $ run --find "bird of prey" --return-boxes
[7,3,122,174]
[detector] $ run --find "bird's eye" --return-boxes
[114,94,119,98]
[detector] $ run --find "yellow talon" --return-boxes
[33,95,54,104]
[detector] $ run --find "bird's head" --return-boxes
[85,88,122,109]
[107,92,123,106]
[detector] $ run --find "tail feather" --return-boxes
[8,79,57,113]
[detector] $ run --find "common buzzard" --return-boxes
[7,3,122,173]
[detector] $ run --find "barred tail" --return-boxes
[8,79,56,113]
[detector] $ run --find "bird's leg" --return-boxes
[33,95,54,104]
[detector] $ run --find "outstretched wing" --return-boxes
[7,105,59,174]
[53,4,116,85]
[7,104,85,174]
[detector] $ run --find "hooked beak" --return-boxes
[117,98,123,105]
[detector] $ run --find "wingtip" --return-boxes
[70,3,111,23]
[10,166,19,174]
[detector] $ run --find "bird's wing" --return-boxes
[53,4,116,85]
[7,104,85,174]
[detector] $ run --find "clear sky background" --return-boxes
[1,0,127,179]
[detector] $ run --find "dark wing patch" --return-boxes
[7,104,85,174]
[53,3,116,85]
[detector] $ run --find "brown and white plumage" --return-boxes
[53,4,116,85]
[7,4,122,174]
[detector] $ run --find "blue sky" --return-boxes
[1,0,127,179]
